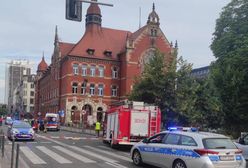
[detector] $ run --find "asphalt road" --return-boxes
[0,125,157,168]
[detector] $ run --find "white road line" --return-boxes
[20,146,46,164]
[40,141,52,144]
[70,146,118,163]
[53,146,96,163]
[105,162,128,168]
[36,146,72,164]
[84,146,131,162]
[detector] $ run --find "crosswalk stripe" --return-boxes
[70,146,118,163]
[98,145,131,157]
[105,162,128,168]
[36,146,72,164]
[20,146,46,164]
[53,146,96,163]
[84,146,131,162]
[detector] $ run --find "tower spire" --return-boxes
[153,2,155,11]
[54,25,59,46]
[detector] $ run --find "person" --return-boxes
[95,121,101,137]
[43,119,47,133]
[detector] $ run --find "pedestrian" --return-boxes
[44,119,47,133]
[95,121,101,137]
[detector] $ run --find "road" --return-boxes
[1,125,157,168]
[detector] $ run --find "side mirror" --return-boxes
[142,138,149,143]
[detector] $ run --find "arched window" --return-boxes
[90,65,96,77]
[82,64,87,76]
[112,67,118,79]
[72,83,78,94]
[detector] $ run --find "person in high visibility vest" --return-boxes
[95,121,101,137]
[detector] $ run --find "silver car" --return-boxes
[131,129,246,168]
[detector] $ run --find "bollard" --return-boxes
[15,144,20,168]
[10,136,15,168]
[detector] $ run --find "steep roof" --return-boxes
[59,42,75,58]
[37,56,48,72]
[68,27,131,59]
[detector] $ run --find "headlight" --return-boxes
[12,129,19,134]
[29,129,34,134]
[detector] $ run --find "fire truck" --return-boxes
[103,101,161,147]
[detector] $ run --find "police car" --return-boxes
[130,127,246,168]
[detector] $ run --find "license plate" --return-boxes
[219,155,234,161]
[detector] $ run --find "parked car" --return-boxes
[7,120,35,141]
[5,117,13,125]
[131,127,246,168]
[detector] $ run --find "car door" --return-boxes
[235,134,248,160]
[158,133,181,168]
[140,133,167,167]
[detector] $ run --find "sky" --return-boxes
[0,0,231,104]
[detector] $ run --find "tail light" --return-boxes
[194,149,219,156]
[235,149,242,154]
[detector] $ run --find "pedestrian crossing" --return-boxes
[17,143,131,168]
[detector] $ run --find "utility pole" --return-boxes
[66,0,113,22]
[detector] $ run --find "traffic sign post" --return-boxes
[66,0,113,21]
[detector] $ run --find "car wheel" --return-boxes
[173,159,187,168]
[132,150,143,166]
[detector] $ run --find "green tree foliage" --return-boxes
[210,0,248,137]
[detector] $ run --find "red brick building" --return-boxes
[35,3,177,125]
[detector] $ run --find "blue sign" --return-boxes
[59,110,65,117]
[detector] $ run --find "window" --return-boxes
[90,84,95,95]
[30,91,34,96]
[30,98,34,104]
[82,64,87,76]
[72,83,78,94]
[31,84,34,88]
[203,138,237,149]
[112,67,118,79]
[98,84,104,96]
[81,82,87,95]
[24,91,27,96]
[149,133,166,143]
[98,66,104,77]
[73,64,79,75]
[90,65,96,77]
[111,85,117,97]
[180,135,197,146]
[164,134,180,145]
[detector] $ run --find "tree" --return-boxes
[210,0,248,137]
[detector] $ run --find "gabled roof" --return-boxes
[68,27,131,59]
[59,42,75,58]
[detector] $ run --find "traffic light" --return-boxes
[66,0,82,22]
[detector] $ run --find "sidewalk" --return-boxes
[60,126,104,137]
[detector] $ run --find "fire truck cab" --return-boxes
[103,101,161,147]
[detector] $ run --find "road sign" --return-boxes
[60,110,65,117]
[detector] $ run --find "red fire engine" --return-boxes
[103,101,161,147]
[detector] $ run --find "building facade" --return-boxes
[5,60,32,113]
[35,3,177,126]
[191,66,210,79]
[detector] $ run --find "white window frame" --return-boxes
[90,84,95,95]
[82,64,87,76]
[90,65,96,77]
[72,83,78,94]
[81,83,87,95]
[73,64,79,75]
[111,85,117,97]
[112,67,118,79]
[99,66,104,77]
[98,84,104,96]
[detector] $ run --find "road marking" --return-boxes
[105,162,128,168]
[84,146,131,162]
[53,146,96,163]
[20,146,46,164]
[98,145,130,157]
[37,134,125,165]
[36,146,72,164]
[40,141,52,144]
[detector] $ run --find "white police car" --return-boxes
[131,128,246,168]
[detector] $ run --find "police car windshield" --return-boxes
[203,138,237,149]
[13,122,31,128]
